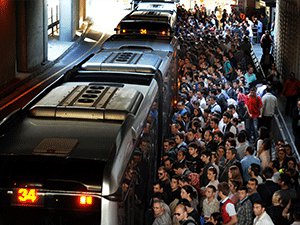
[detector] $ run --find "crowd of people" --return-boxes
[149,4,300,225]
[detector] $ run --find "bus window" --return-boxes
[117,94,159,224]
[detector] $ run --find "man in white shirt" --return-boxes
[208,96,221,114]
[261,87,277,130]
[253,200,274,225]
[246,17,254,28]
[196,90,207,113]
[221,112,237,136]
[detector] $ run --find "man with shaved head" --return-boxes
[174,204,197,225]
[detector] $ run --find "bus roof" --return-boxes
[136,2,177,13]
[81,50,163,73]
[0,83,148,161]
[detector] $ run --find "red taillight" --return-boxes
[79,196,93,206]
[17,188,38,203]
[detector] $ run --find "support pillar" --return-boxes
[0,0,16,86]
[79,0,86,27]
[59,0,79,41]
[16,0,47,72]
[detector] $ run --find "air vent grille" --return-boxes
[30,84,143,121]
[33,138,78,156]
[116,52,133,62]
[114,52,135,63]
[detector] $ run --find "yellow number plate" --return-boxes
[12,188,43,207]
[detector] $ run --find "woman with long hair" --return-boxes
[228,165,243,185]
[257,138,272,170]
[211,152,220,177]
[206,166,219,190]
[180,185,198,210]
[191,107,203,121]
[256,126,269,151]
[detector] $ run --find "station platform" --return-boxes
[0,29,87,102]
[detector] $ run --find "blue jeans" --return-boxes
[246,117,258,140]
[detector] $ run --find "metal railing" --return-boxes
[250,43,266,81]
[273,107,300,163]
[48,5,59,36]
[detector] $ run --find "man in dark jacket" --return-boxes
[247,178,262,204]
[260,30,272,54]
[219,147,241,182]
[257,167,279,207]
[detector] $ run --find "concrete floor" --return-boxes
[48,36,74,61]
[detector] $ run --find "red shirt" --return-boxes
[245,94,262,118]
[282,79,300,97]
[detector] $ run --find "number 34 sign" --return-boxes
[17,188,38,204]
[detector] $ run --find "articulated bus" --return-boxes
[0,36,178,225]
